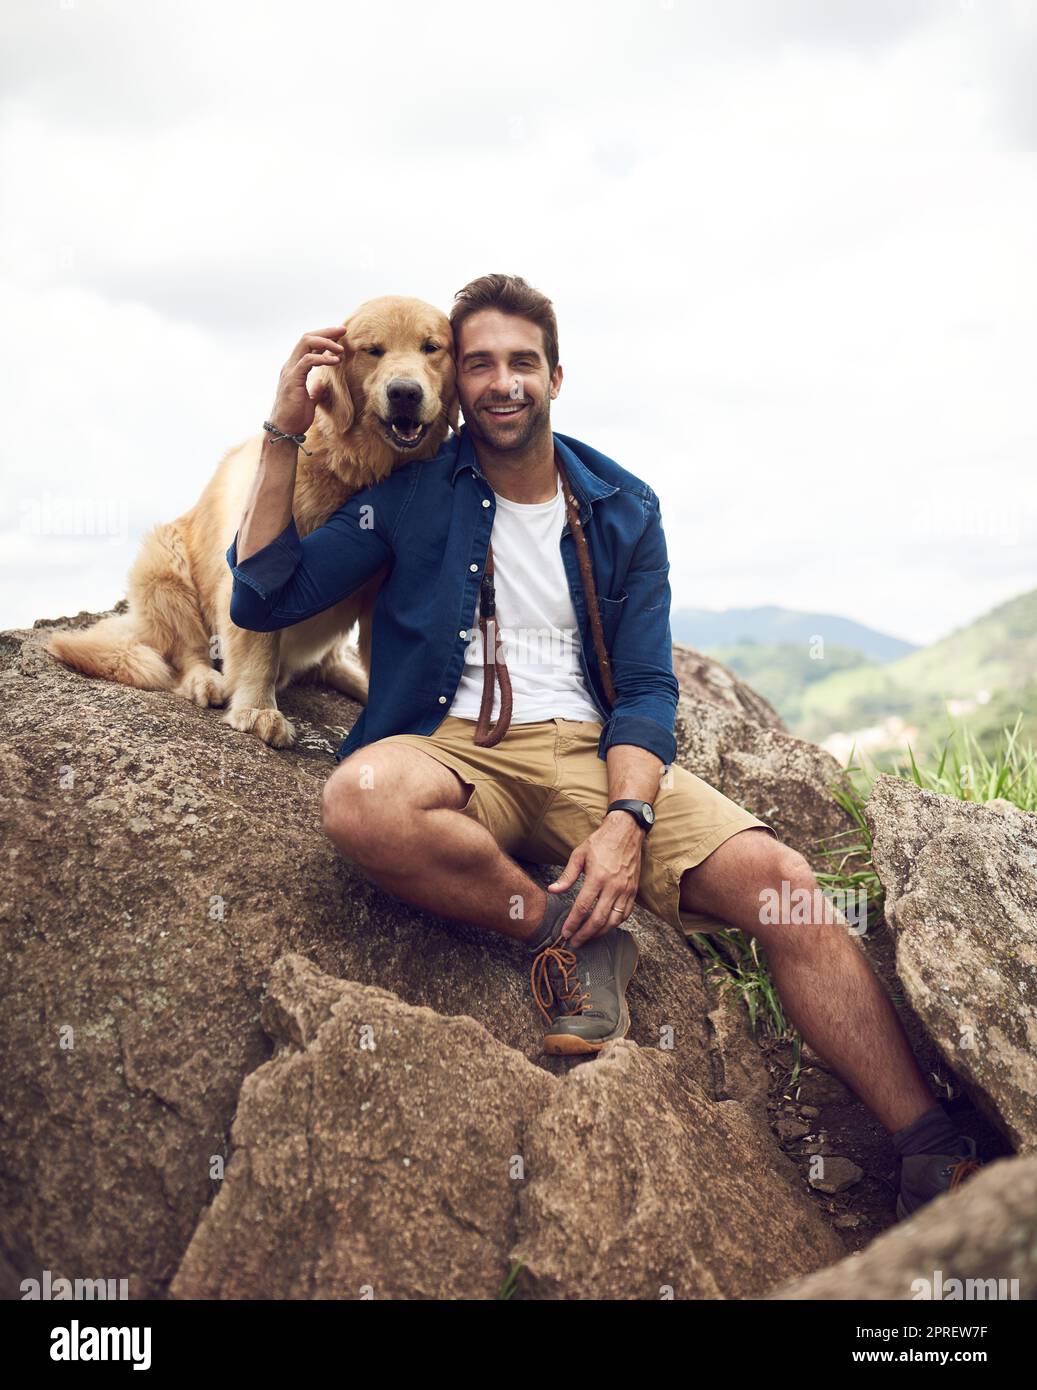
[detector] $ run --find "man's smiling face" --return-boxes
[455,307,563,452]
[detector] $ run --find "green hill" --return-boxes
[709,588,1037,768]
[709,641,874,726]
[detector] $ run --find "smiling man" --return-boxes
[228,272,982,1220]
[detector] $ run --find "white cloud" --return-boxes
[1,0,1034,644]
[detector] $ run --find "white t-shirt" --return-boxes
[448,472,604,725]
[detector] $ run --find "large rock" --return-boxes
[0,611,852,1297]
[768,1152,1037,1300]
[864,776,1037,1152]
[511,1029,841,1298]
[671,641,785,732]
[172,956,555,1300]
[172,955,843,1299]
[674,697,857,867]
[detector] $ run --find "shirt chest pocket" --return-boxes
[595,590,628,645]
[397,531,449,576]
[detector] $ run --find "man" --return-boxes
[227,273,980,1219]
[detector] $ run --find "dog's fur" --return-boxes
[45,296,458,748]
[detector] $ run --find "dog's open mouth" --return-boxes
[380,416,430,450]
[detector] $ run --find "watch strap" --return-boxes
[607,798,654,833]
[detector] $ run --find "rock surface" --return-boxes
[671,641,785,732]
[7,605,1031,1301]
[864,776,1037,1152]
[171,955,843,1299]
[673,696,854,861]
[0,612,854,1298]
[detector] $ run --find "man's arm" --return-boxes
[604,742,664,824]
[228,323,394,632]
[237,325,348,562]
[551,738,662,948]
[598,485,680,768]
[227,488,394,632]
[235,431,301,566]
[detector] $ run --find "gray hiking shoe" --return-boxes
[530,927,640,1055]
[896,1136,982,1220]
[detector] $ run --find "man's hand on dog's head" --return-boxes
[269,325,348,438]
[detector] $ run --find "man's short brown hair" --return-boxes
[449,273,559,376]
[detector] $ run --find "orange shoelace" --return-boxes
[530,942,591,1024]
[947,1156,982,1190]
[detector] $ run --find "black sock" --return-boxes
[523,891,570,954]
[892,1103,971,1159]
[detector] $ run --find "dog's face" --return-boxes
[310,296,458,460]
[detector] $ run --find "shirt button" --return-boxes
[438,696,447,704]
[459,630,467,639]
[482,498,491,507]
[469,563,478,572]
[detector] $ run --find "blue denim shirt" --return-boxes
[226,425,679,767]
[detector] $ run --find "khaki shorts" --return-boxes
[377,715,778,938]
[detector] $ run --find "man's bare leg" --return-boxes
[680,828,937,1135]
[321,743,552,944]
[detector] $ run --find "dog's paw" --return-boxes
[223,706,296,748]
[177,666,226,707]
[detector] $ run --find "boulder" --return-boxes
[172,954,843,1299]
[671,641,786,731]
[673,699,857,865]
[864,776,1037,1152]
[511,1031,842,1298]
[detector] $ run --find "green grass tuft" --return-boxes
[496,1260,524,1300]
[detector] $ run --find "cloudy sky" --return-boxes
[2,0,1035,646]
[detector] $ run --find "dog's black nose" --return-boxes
[386,378,424,412]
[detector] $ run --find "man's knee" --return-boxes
[768,840,814,888]
[322,747,428,862]
[681,828,804,926]
[321,756,376,854]
[726,828,812,892]
[748,837,848,945]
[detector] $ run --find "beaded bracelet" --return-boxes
[263,420,313,456]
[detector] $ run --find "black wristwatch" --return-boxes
[607,799,655,834]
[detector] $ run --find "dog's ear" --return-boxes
[309,338,355,434]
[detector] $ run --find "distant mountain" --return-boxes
[706,641,875,726]
[794,587,1037,760]
[670,605,916,664]
[675,591,1037,769]
[707,588,1037,768]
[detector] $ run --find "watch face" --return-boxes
[642,803,655,824]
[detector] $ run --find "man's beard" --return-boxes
[468,390,550,452]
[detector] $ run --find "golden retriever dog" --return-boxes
[44,296,457,748]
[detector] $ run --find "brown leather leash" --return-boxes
[474,452,617,747]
